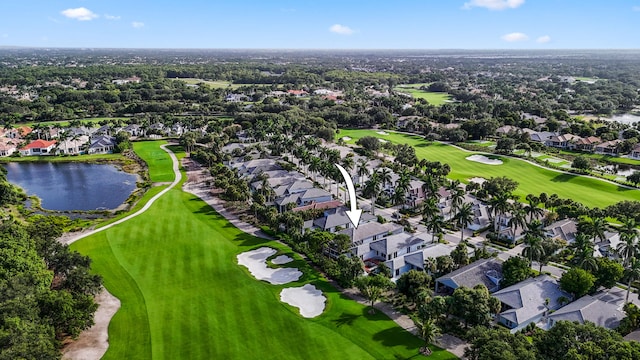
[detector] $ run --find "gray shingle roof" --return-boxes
[436,258,503,292]
[548,292,624,329]
[493,275,570,326]
[338,222,391,244]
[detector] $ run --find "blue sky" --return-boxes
[1,0,639,49]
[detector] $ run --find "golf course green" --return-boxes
[338,129,640,209]
[71,141,452,359]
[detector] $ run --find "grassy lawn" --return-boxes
[574,77,599,83]
[71,143,453,360]
[395,86,452,106]
[132,141,175,183]
[338,129,640,208]
[174,78,245,89]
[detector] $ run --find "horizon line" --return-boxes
[2,46,640,51]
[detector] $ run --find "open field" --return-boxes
[394,86,452,106]
[338,129,640,208]
[173,78,245,89]
[71,142,452,360]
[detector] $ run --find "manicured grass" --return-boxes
[395,86,452,106]
[174,78,245,89]
[132,141,175,183]
[71,143,453,360]
[338,129,640,208]
[574,77,599,83]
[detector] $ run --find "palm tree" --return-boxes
[617,217,640,267]
[455,202,474,243]
[524,194,544,222]
[357,159,369,184]
[308,157,322,182]
[362,171,382,216]
[393,172,411,207]
[378,167,392,189]
[625,258,640,303]
[522,233,545,265]
[449,187,465,220]
[571,233,598,271]
[488,191,512,234]
[578,216,609,243]
[426,215,445,244]
[422,197,440,221]
[417,318,441,356]
[341,156,354,174]
[508,203,527,243]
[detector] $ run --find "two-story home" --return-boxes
[595,139,622,155]
[339,222,403,260]
[88,135,116,154]
[493,275,571,333]
[545,133,581,149]
[631,144,640,160]
[544,219,578,244]
[574,136,602,152]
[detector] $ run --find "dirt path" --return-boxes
[60,144,181,360]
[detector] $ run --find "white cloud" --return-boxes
[105,14,121,20]
[501,32,529,42]
[329,24,354,35]
[536,35,551,43]
[132,21,145,28]
[463,0,525,10]
[60,7,98,21]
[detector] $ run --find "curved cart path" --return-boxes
[62,144,180,360]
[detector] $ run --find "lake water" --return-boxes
[3,162,138,211]
[606,114,640,125]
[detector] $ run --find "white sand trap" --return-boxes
[280,284,326,318]
[271,255,293,265]
[466,154,503,165]
[341,136,352,141]
[468,177,486,184]
[546,158,565,163]
[378,139,388,143]
[377,131,389,135]
[237,247,302,285]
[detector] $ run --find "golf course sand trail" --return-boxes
[280,284,326,318]
[466,154,503,165]
[237,247,303,284]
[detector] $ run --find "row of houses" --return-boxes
[433,258,627,333]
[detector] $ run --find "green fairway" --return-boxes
[132,141,175,183]
[174,78,245,89]
[21,117,127,128]
[338,129,640,208]
[395,86,452,106]
[71,143,452,359]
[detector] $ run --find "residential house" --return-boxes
[19,139,57,156]
[630,144,640,160]
[275,188,333,212]
[544,219,578,244]
[292,200,343,213]
[57,135,89,155]
[595,231,622,259]
[287,89,308,97]
[528,131,558,144]
[546,289,625,330]
[595,139,622,155]
[435,258,503,293]
[93,125,112,137]
[574,136,602,152]
[496,125,521,136]
[225,94,248,102]
[7,126,32,140]
[112,76,141,85]
[122,124,143,137]
[467,196,491,231]
[493,275,571,333]
[0,139,17,157]
[313,207,356,233]
[545,133,581,149]
[88,135,116,154]
[402,243,460,273]
[339,222,403,259]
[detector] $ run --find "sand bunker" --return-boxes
[466,154,503,165]
[280,284,326,318]
[271,255,293,265]
[378,139,388,143]
[468,177,486,185]
[341,136,352,141]
[237,247,302,285]
[376,131,389,135]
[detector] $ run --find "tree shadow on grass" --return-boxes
[550,173,577,182]
[332,312,360,327]
[371,327,422,352]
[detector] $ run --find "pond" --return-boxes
[605,114,640,125]
[3,162,138,211]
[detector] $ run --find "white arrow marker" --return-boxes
[335,164,362,229]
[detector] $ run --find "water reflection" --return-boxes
[3,162,138,211]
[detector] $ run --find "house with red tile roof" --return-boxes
[19,139,57,156]
[287,89,308,97]
[0,139,17,157]
[7,126,32,139]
